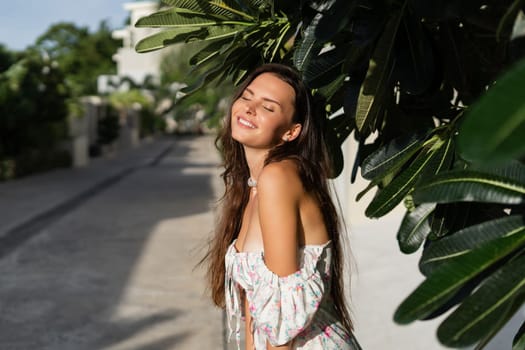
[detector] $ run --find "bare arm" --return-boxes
[257,161,301,277]
[257,161,302,350]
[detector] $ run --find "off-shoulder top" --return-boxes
[225,240,361,350]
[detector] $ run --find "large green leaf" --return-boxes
[326,112,355,177]
[394,230,525,324]
[317,74,345,102]
[293,13,324,71]
[189,38,231,66]
[355,9,403,132]
[437,253,525,347]
[361,130,428,180]
[135,25,246,53]
[472,160,525,184]
[365,136,444,218]
[514,320,525,350]
[135,7,248,27]
[135,28,208,53]
[458,58,525,164]
[427,202,466,240]
[393,12,435,95]
[313,0,355,41]
[475,295,525,350]
[420,134,454,178]
[266,20,292,61]
[496,0,524,40]
[161,0,254,20]
[420,215,525,274]
[397,203,435,254]
[413,170,525,205]
[303,45,346,88]
[180,65,224,94]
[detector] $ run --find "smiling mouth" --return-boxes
[238,117,256,129]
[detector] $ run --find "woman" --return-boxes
[203,63,361,349]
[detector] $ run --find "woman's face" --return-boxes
[230,73,298,150]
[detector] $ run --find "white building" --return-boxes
[98,1,163,93]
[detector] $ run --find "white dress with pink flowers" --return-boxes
[225,239,361,350]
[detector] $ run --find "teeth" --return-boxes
[239,117,256,128]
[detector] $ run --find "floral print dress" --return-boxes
[225,240,361,350]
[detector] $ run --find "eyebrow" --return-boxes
[244,87,282,107]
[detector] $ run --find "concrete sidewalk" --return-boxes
[0,135,224,350]
[0,137,173,256]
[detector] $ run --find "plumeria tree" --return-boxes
[135,1,525,348]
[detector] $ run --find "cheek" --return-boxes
[231,99,244,113]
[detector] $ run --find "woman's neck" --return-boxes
[243,146,268,182]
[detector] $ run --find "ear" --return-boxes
[282,123,302,142]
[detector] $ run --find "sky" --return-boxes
[0,0,131,51]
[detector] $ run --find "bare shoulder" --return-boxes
[257,160,302,196]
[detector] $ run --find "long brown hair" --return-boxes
[202,63,353,332]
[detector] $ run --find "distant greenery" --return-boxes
[34,21,121,96]
[0,21,121,180]
[0,49,71,180]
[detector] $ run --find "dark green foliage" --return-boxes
[97,106,120,145]
[0,51,71,180]
[34,21,121,96]
[0,20,121,180]
[135,0,525,347]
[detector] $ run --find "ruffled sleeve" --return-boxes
[247,247,329,347]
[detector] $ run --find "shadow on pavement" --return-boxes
[0,136,221,350]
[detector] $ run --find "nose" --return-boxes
[244,100,255,115]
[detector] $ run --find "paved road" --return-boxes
[0,136,223,350]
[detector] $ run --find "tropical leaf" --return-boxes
[394,230,525,324]
[427,202,472,240]
[437,253,525,347]
[412,170,525,206]
[135,7,245,27]
[365,136,444,218]
[136,24,246,53]
[313,0,355,41]
[189,38,230,66]
[472,160,525,184]
[293,13,324,71]
[307,0,338,13]
[496,0,525,40]
[393,12,435,95]
[514,320,525,350]
[161,0,254,20]
[361,130,429,180]
[420,134,454,178]
[303,45,346,88]
[458,58,525,165]
[420,215,525,275]
[135,28,208,53]
[180,56,228,93]
[326,112,355,177]
[267,20,292,61]
[355,10,403,132]
[190,28,242,68]
[474,295,525,349]
[317,74,345,102]
[397,203,436,254]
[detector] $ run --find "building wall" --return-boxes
[105,1,163,91]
